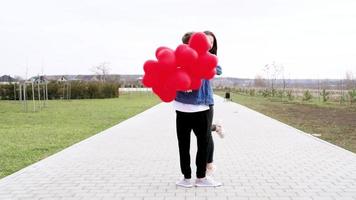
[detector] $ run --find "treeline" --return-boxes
[221,87,356,105]
[0,81,120,100]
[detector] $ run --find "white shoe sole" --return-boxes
[195,183,222,187]
[176,183,193,188]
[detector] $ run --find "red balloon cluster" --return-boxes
[142,32,218,102]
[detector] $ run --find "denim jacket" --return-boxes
[175,65,222,106]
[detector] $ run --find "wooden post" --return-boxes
[13,83,17,100]
[66,83,69,100]
[45,81,48,105]
[37,82,41,109]
[42,83,46,107]
[62,83,65,100]
[19,84,22,102]
[24,84,28,112]
[32,82,36,112]
[69,83,71,99]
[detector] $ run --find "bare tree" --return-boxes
[91,62,111,82]
[264,61,283,91]
[280,65,286,90]
[263,64,271,88]
[254,74,267,87]
[14,75,24,81]
[345,71,354,90]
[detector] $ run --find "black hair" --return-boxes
[182,32,193,44]
[204,30,218,55]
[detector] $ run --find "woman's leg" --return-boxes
[207,105,214,164]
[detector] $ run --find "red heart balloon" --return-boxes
[167,69,191,91]
[143,60,161,87]
[202,68,216,80]
[143,60,159,73]
[188,32,210,55]
[142,74,154,87]
[188,53,218,79]
[152,85,176,102]
[197,53,218,70]
[156,48,176,74]
[155,46,170,58]
[175,44,198,69]
[190,76,202,90]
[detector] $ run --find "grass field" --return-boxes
[0,93,160,179]
[216,91,356,153]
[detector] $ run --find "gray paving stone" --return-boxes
[0,95,356,200]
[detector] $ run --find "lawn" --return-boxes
[0,93,160,179]
[216,91,356,153]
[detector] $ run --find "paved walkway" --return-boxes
[1,96,356,200]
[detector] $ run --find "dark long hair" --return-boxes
[204,30,217,55]
[182,32,193,44]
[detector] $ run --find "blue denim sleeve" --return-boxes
[216,65,222,75]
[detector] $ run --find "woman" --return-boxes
[203,30,224,176]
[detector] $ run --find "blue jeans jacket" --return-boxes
[175,79,214,106]
[175,65,222,106]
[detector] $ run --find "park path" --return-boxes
[1,95,356,200]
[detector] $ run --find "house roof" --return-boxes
[0,75,17,82]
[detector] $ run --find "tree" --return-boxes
[14,75,24,81]
[345,71,355,90]
[320,89,330,102]
[264,61,283,91]
[263,62,283,96]
[254,74,267,87]
[91,62,111,82]
[348,89,356,104]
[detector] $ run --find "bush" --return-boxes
[340,94,347,104]
[286,90,294,101]
[261,89,271,97]
[277,90,284,98]
[271,88,277,97]
[0,84,16,100]
[0,81,120,100]
[349,89,356,104]
[303,90,313,101]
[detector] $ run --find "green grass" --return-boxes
[0,93,160,179]
[216,91,356,153]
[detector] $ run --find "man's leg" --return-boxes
[192,110,209,178]
[176,111,192,179]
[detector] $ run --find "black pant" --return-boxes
[207,105,214,164]
[176,110,209,179]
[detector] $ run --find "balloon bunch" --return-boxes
[142,32,218,102]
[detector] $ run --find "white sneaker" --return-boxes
[195,177,222,187]
[214,121,224,138]
[176,178,193,188]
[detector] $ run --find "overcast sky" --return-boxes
[1,0,356,79]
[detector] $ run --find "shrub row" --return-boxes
[0,81,120,100]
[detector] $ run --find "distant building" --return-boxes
[57,76,67,82]
[30,75,48,84]
[0,75,17,84]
